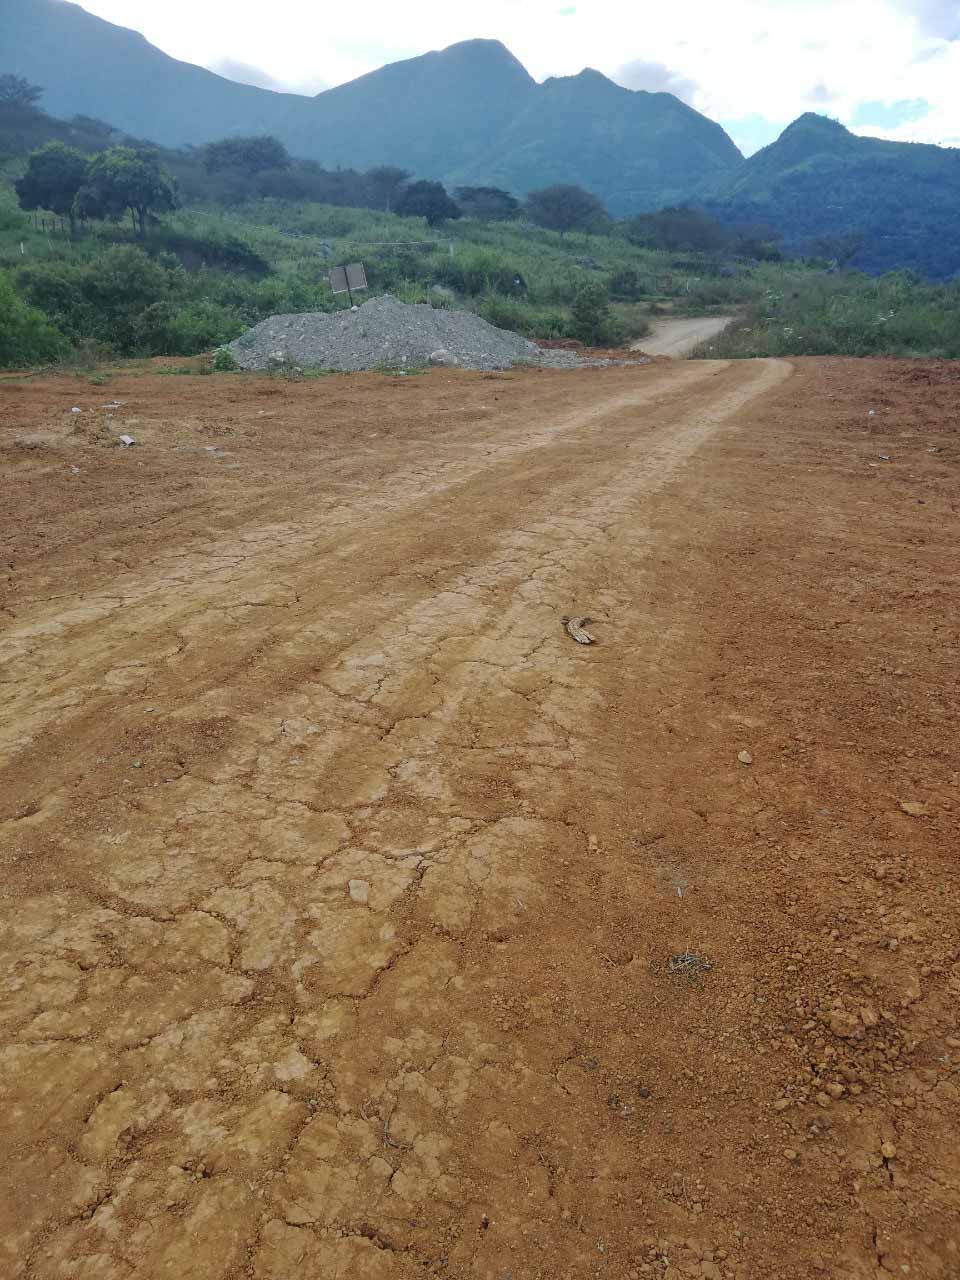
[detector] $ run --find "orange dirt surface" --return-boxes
[0,357,958,1280]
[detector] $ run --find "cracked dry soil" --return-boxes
[0,356,958,1279]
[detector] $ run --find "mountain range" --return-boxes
[1,0,741,214]
[3,0,960,275]
[702,112,960,277]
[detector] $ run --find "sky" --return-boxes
[73,0,960,154]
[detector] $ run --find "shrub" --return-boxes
[0,269,67,367]
[608,267,647,300]
[571,281,623,346]
[213,346,240,371]
[136,299,245,356]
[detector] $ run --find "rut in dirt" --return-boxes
[6,356,957,1280]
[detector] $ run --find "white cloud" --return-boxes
[208,59,328,95]
[614,59,697,104]
[73,0,960,152]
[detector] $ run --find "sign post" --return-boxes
[329,262,368,306]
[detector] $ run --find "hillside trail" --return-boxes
[1,355,958,1280]
[633,315,734,357]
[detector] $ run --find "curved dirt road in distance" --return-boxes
[1,355,958,1279]
[633,314,734,357]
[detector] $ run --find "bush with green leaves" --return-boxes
[136,298,245,356]
[0,268,67,367]
[213,346,239,372]
[571,280,623,346]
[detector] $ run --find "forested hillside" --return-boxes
[702,114,960,279]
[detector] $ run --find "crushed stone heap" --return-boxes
[227,294,647,372]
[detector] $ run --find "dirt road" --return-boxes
[1,357,958,1279]
[635,316,734,358]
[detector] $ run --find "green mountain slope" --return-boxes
[1,0,742,213]
[0,0,300,143]
[702,113,960,278]
[282,40,537,177]
[453,69,742,215]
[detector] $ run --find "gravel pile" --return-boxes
[227,295,648,373]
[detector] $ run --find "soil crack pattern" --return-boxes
[4,356,958,1280]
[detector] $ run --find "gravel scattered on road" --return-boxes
[227,295,649,373]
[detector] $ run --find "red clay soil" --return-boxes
[0,356,957,1279]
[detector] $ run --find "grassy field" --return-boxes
[4,158,960,367]
[0,163,776,365]
[694,270,960,360]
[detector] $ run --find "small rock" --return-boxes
[348,879,370,905]
[899,800,929,817]
[815,1091,832,1108]
[825,1082,845,1100]
[783,1147,799,1161]
[428,348,460,368]
[829,1009,862,1039]
[737,750,753,765]
[860,1006,879,1028]
[881,1141,897,1159]
[131,760,142,769]
[773,1098,791,1111]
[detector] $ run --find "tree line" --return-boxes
[8,77,782,251]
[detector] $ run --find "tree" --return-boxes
[0,74,43,110]
[624,206,729,254]
[201,135,290,174]
[571,280,619,346]
[810,230,864,268]
[76,148,178,235]
[525,184,607,236]
[454,186,519,221]
[15,142,89,233]
[365,166,410,213]
[395,180,462,227]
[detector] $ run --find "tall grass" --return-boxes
[696,270,960,359]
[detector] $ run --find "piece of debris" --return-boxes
[348,879,370,905]
[562,615,595,645]
[878,454,891,461]
[118,435,137,447]
[668,952,713,977]
[737,750,754,765]
[428,348,460,368]
[899,800,929,817]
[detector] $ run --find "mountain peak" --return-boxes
[782,112,851,138]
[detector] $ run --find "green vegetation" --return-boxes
[394,180,462,227]
[693,270,960,359]
[0,268,67,365]
[703,113,960,279]
[3,96,960,372]
[526,184,609,236]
